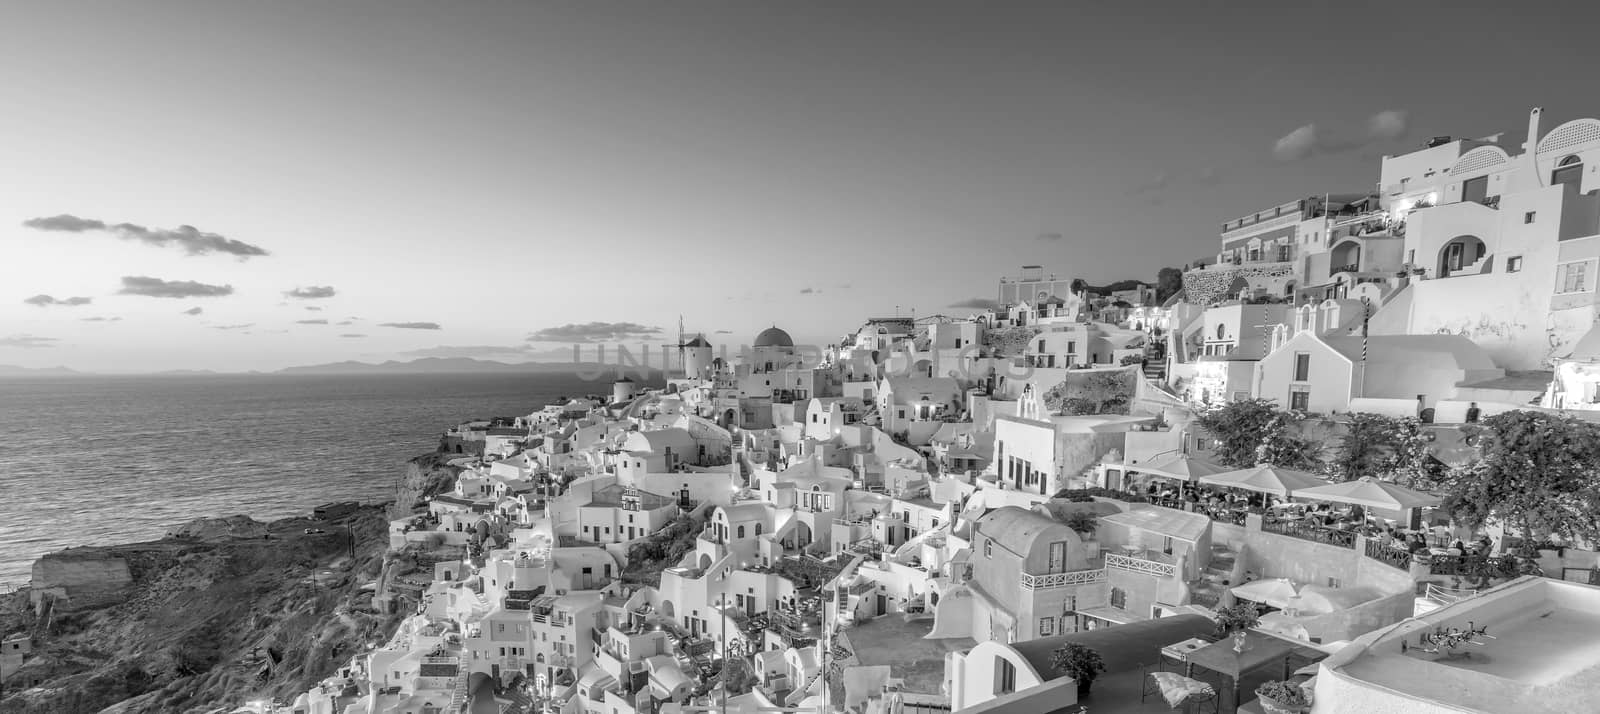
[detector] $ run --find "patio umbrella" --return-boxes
[1291,476,1441,511]
[1134,453,1231,483]
[1230,578,1302,609]
[1199,465,1330,498]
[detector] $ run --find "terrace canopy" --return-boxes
[1198,465,1330,498]
[1290,476,1441,511]
[1133,453,1230,483]
[1230,578,1302,609]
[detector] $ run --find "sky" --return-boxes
[2,0,1597,372]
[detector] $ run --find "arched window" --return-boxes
[737,525,746,539]
[1553,155,1584,188]
[755,523,763,536]
[1215,323,1226,340]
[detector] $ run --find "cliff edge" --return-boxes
[0,451,463,714]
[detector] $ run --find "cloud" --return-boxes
[21,215,105,232]
[1274,109,1409,161]
[339,333,366,338]
[119,276,234,299]
[80,316,122,322]
[799,287,820,295]
[304,306,323,312]
[379,322,442,330]
[210,323,253,330]
[836,283,852,289]
[182,307,204,316]
[296,319,329,325]
[1273,125,1320,161]
[400,345,538,359]
[1036,233,1064,242]
[335,320,353,326]
[948,297,999,311]
[284,285,336,299]
[1128,168,1224,204]
[1367,110,1408,140]
[0,334,60,348]
[714,329,733,334]
[22,214,269,258]
[526,321,662,343]
[23,294,92,307]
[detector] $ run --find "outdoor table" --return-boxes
[1184,631,1297,712]
[1162,637,1210,665]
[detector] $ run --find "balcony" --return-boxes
[1104,552,1177,578]
[1019,568,1107,590]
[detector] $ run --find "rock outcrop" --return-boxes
[0,449,463,714]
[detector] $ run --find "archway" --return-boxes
[1329,240,1362,273]
[660,600,675,620]
[698,553,713,570]
[1437,235,1486,277]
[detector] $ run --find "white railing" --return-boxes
[1424,583,1478,605]
[1104,552,1177,578]
[1019,568,1107,590]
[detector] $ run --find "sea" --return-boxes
[0,372,643,589]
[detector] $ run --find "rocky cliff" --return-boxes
[0,451,462,714]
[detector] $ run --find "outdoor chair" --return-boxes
[1185,685,1219,713]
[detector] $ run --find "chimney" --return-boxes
[1526,107,1544,153]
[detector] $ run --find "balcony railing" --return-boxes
[1422,553,1520,579]
[1104,553,1177,578]
[1261,518,1356,549]
[1364,540,1412,570]
[1019,568,1107,590]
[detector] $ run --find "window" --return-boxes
[1507,256,1523,273]
[1277,244,1291,262]
[1327,577,1342,588]
[985,538,993,557]
[1216,324,1226,340]
[996,657,1016,694]
[1559,262,1590,294]
[1525,211,1537,224]
[1289,387,1310,412]
[1293,352,1310,382]
[1040,617,1054,636]
[1462,176,1488,204]
[1553,155,1583,188]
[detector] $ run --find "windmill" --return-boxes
[671,315,710,377]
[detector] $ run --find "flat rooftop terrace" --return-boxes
[840,614,975,696]
[1331,577,1600,714]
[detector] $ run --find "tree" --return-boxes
[1063,510,1098,536]
[1214,603,1260,636]
[1325,413,1401,482]
[1156,266,1184,303]
[1440,411,1600,552]
[1193,399,1323,469]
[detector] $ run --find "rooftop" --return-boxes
[1324,577,1600,714]
[842,615,974,695]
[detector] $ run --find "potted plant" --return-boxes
[1215,603,1260,652]
[1050,642,1107,698]
[1255,680,1312,714]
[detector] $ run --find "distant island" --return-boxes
[273,357,661,376]
[0,357,665,378]
[0,364,83,376]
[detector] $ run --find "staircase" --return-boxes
[450,671,470,711]
[1186,543,1238,609]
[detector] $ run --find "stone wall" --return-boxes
[29,553,132,611]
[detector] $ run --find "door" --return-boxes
[1048,542,1066,573]
[876,594,886,615]
[1447,242,1465,272]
